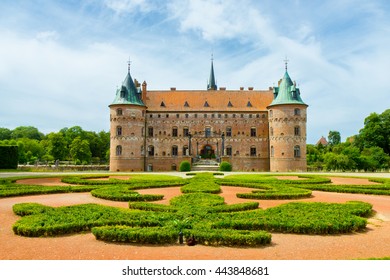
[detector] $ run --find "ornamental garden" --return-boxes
[2,173,390,247]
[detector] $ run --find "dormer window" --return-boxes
[184,101,189,107]
[227,101,233,107]
[204,101,210,107]
[247,101,252,107]
[160,101,166,107]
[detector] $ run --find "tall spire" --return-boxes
[207,54,217,90]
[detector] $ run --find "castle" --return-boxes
[109,59,308,172]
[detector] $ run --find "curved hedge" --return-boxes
[181,173,221,194]
[91,186,164,202]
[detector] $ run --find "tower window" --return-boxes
[270,127,274,136]
[269,110,273,117]
[116,126,122,136]
[116,108,123,116]
[271,146,274,157]
[294,126,301,136]
[294,108,301,116]
[294,146,301,158]
[116,145,122,156]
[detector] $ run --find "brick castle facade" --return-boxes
[109,60,308,172]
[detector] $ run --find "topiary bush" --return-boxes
[0,145,18,169]
[179,160,191,172]
[219,161,232,171]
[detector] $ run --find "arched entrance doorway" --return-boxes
[200,144,215,159]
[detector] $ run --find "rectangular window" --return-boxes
[172,127,178,137]
[226,127,232,137]
[294,126,301,136]
[183,127,189,137]
[205,127,211,137]
[250,128,256,137]
[116,126,122,136]
[226,146,232,156]
[148,127,154,137]
[172,146,178,156]
[250,147,256,157]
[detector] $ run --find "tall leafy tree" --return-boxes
[11,126,44,140]
[46,132,68,160]
[69,137,92,164]
[328,130,341,146]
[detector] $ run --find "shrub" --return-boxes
[91,186,164,201]
[92,226,179,244]
[219,161,232,172]
[0,145,18,169]
[179,160,191,172]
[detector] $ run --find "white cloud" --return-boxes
[104,0,151,14]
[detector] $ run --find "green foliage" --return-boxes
[11,126,44,140]
[12,203,170,237]
[69,137,92,164]
[213,201,371,234]
[219,161,232,171]
[92,226,178,244]
[179,160,191,172]
[0,145,18,169]
[7,173,380,247]
[328,130,341,145]
[181,173,221,193]
[91,186,164,201]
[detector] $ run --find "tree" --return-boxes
[46,132,68,160]
[11,126,44,140]
[69,137,92,164]
[328,131,341,146]
[0,128,12,140]
[356,109,390,155]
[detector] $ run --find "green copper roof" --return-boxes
[269,71,306,107]
[207,59,217,90]
[111,70,145,106]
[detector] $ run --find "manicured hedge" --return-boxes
[0,145,18,169]
[170,193,225,208]
[12,203,172,237]
[183,228,271,246]
[91,186,164,201]
[213,201,372,234]
[129,202,178,212]
[219,161,232,172]
[92,226,179,244]
[179,160,191,172]
[181,173,221,194]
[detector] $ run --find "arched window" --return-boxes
[116,145,122,156]
[116,108,123,116]
[116,126,122,136]
[226,127,232,137]
[250,127,256,137]
[172,127,178,137]
[294,145,301,158]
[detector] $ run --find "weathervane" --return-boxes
[127,57,131,73]
[284,56,289,71]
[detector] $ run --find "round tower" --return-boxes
[109,65,146,172]
[268,67,308,172]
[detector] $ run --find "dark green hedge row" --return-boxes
[294,183,390,196]
[91,186,164,202]
[129,202,178,212]
[0,183,100,198]
[92,226,178,244]
[170,193,225,208]
[183,228,271,246]
[181,173,221,194]
[219,174,331,184]
[213,201,371,234]
[0,145,18,169]
[209,202,260,213]
[12,203,172,237]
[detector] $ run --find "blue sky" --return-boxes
[0,0,389,143]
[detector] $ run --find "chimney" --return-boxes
[170,87,176,91]
[142,81,147,101]
[240,87,244,90]
[219,87,226,90]
[248,87,254,91]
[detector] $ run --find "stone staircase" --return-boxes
[191,159,220,171]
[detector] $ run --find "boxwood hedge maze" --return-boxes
[3,173,388,247]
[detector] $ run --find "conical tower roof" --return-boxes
[111,66,145,106]
[207,58,217,90]
[269,70,306,107]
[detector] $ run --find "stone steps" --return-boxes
[191,165,220,171]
